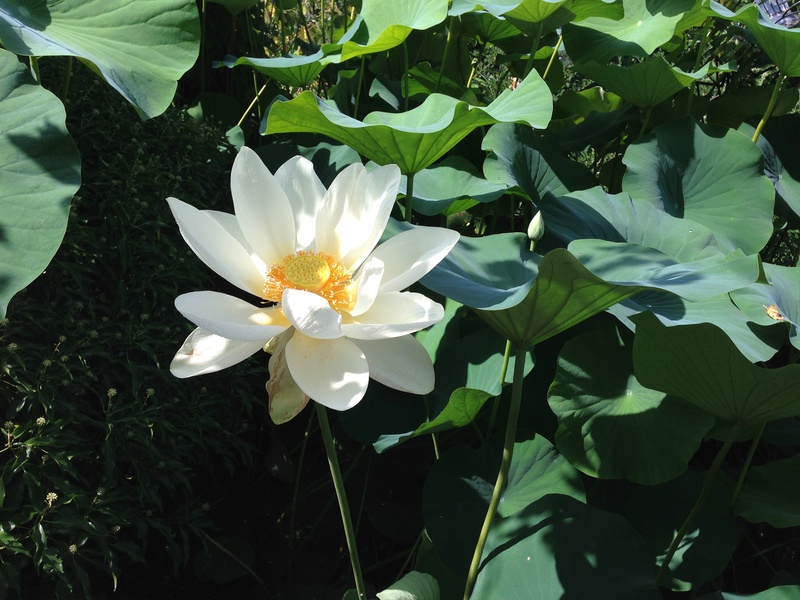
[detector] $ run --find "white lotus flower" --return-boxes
[167,147,459,423]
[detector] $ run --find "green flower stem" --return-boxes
[436,16,461,93]
[316,403,367,599]
[463,343,527,600]
[542,36,562,81]
[655,428,737,587]
[752,73,787,143]
[404,172,415,222]
[523,22,543,78]
[730,422,765,507]
[486,339,512,437]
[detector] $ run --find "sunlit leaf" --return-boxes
[0,49,80,318]
[0,0,199,118]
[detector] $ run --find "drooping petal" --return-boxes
[342,292,444,340]
[316,163,401,271]
[352,335,435,395]
[370,227,460,293]
[175,291,289,342]
[267,329,310,424]
[231,147,296,266]
[167,198,265,297]
[274,156,325,251]
[282,288,343,339]
[350,256,385,317]
[286,333,369,411]
[170,327,263,378]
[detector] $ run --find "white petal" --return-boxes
[167,197,265,297]
[316,163,401,271]
[342,292,444,340]
[175,291,289,342]
[231,147,296,266]
[206,210,268,274]
[267,329,310,424]
[285,333,369,411]
[282,288,343,339]
[371,227,460,293]
[352,335,435,394]
[350,256,385,317]
[170,327,263,378]
[274,156,325,251]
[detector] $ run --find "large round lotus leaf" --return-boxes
[0,0,199,118]
[730,263,798,350]
[734,454,800,528]
[622,118,774,255]
[563,0,697,63]
[0,49,80,318]
[263,69,552,174]
[570,240,759,302]
[474,248,642,348]
[541,187,724,262]
[481,122,594,205]
[709,2,800,76]
[609,290,784,364]
[632,311,800,425]
[216,52,328,88]
[549,320,713,484]
[422,436,585,575]
[699,587,800,600]
[473,494,659,600]
[623,471,738,590]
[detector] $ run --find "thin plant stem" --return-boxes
[237,82,268,128]
[542,35,562,81]
[655,429,738,587]
[638,106,653,138]
[752,73,787,143]
[436,16,458,93]
[353,55,366,117]
[403,41,410,112]
[201,530,270,592]
[60,57,73,103]
[486,339,512,437]
[288,408,316,551]
[523,22,543,78]
[200,0,206,94]
[463,343,527,600]
[424,395,441,460]
[404,172,415,222]
[730,422,765,507]
[316,403,367,599]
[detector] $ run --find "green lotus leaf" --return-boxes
[708,85,800,129]
[730,263,799,349]
[570,240,760,301]
[563,0,697,63]
[0,0,199,118]
[0,49,80,318]
[216,52,328,87]
[708,1,800,76]
[631,311,800,425]
[574,57,735,109]
[482,122,594,205]
[541,187,724,261]
[698,586,800,600]
[549,320,713,485]
[609,291,784,364]
[622,118,774,255]
[336,0,449,62]
[423,436,585,575]
[406,156,507,216]
[476,248,642,348]
[262,68,552,174]
[623,471,738,589]
[460,10,522,42]
[473,494,659,599]
[733,455,800,528]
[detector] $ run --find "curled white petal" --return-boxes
[175,291,289,342]
[370,226,460,293]
[170,328,263,378]
[273,156,325,251]
[282,288,343,339]
[342,292,444,340]
[285,332,369,411]
[352,335,435,395]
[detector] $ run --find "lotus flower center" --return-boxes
[263,251,355,312]
[284,255,330,292]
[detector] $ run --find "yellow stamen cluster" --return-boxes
[264,251,355,312]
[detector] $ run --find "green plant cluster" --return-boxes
[0,66,260,598]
